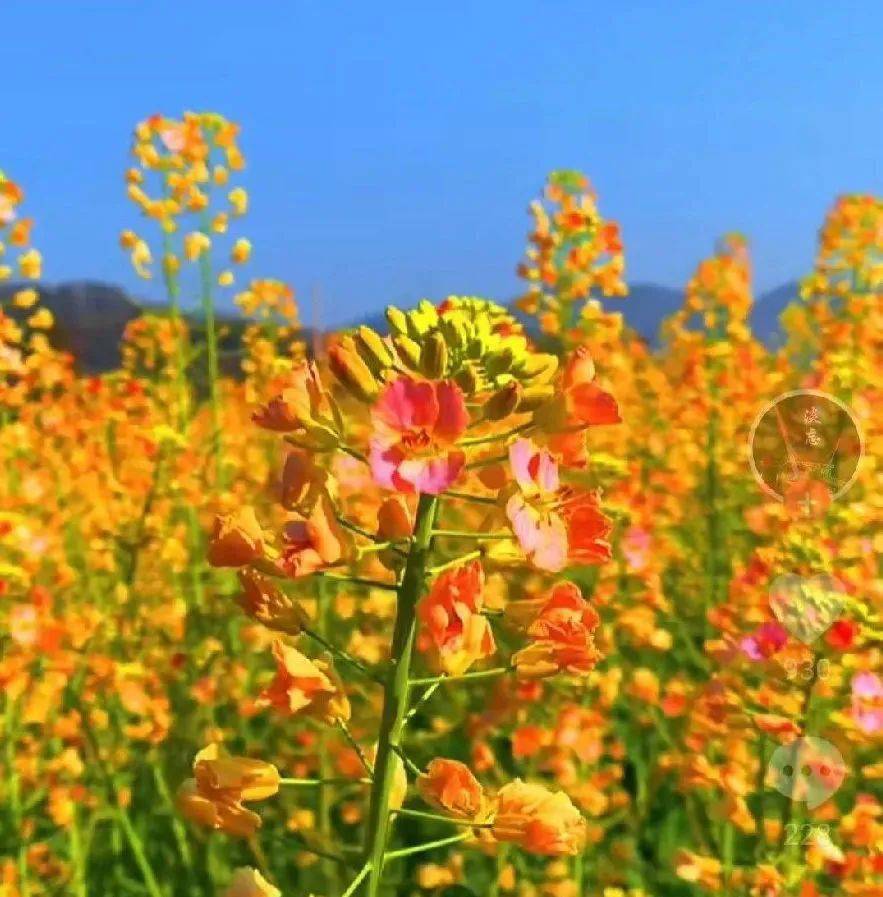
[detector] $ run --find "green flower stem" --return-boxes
[389,742,422,777]
[320,572,399,591]
[409,667,510,687]
[442,490,498,506]
[383,831,470,862]
[362,493,438,897]
[341,864,372,897]
[151,765,196,885]
[69,806,88,897]
[4,698,29,897]
[198,213,223,489]
[279,777,372,787]
[338,719,375,777]
[431,530,512,541]
[113,804,165,897]
[427,550,482,576]
[394,807,492,828]
[405,681,441,723]
[459,422,533,446]
[339,443,369,465]
[302,627,382,683]
[442,490,499,508]
[160,230,191,429]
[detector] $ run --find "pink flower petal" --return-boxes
[397,452,465,494]
[433,381,469,444]
[373,377,438,439]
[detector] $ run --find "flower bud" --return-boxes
[484,381,522,421]
[419,332,448,379]
[393,335,421,370]
[386,305,409,336]
[328,340,379,403]
[355,326,394,373]
[519,353,559,384]
[378,496,413,541]
[517,385,556,413]
[454,365,479,395]
[486,347,515,378]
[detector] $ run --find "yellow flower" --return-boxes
[184,232,211,262]
[218,270,234,287]
[13,289,38,309]
[231,238,251,265]
[229,187,248,216]
[18,249,42,279]
[26,308,53,330]
[222,868,280,897]
[131,240,152,278]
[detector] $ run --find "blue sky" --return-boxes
[4,2,882,324]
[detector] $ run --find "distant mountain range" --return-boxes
[0,279,801,372]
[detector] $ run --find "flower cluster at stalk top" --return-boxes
[191,294,621,891]
[120,111,252,291]
[0,170,69,407]
[516,169,627,338]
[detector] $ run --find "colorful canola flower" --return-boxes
[194,294,620,895]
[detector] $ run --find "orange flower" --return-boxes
[492,780,587,856]
[257,642,350,724]
[208,507,267,568]
[417,561,496,675]
[279,449,327,513]
[236,568,310,635]
[280,494,345,578]
[177,744,279,838]
[561,346,620,426]
[377,495,413,541]
[562,491,612,565]
[512,582,601,679]
[416,758,488,820]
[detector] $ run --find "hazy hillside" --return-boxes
[1,278,800,372]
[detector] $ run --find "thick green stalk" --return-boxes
[316,577,341,895]
[362,493,438,896]
[69,806,88,897]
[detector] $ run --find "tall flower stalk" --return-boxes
[191,296,620,894]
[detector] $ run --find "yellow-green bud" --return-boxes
[517,385,556,412]
[329,341,379,403]
[419,331,448,379]
[454,365,479,394]
[356,326,394,374]
[519,353,559,384]
[484,381,522,421]
[393,335,422,370]
[386,306,409,336]
[486,347,515,379]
